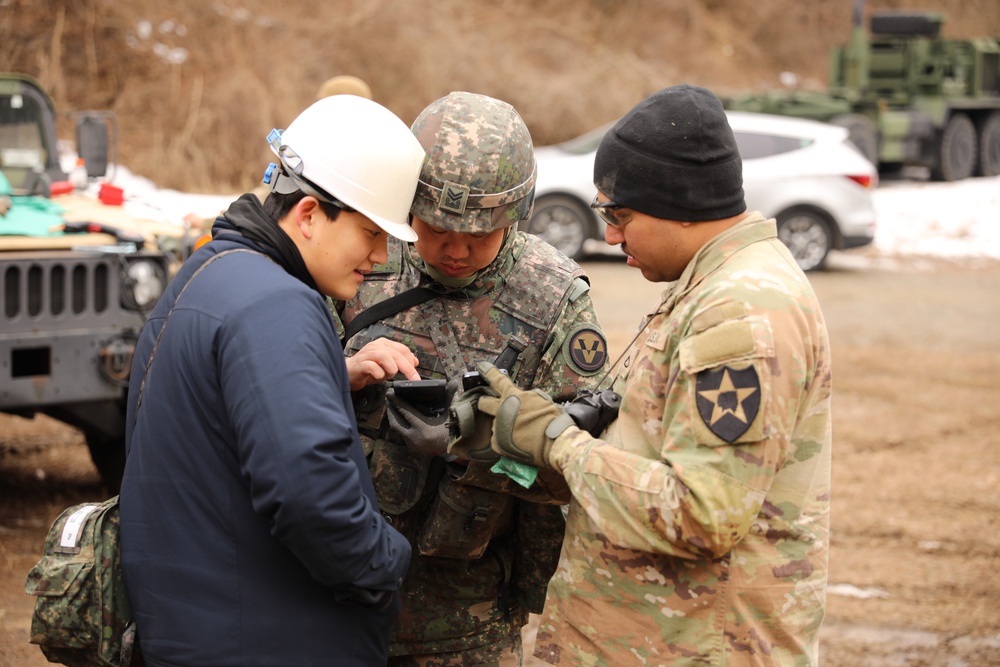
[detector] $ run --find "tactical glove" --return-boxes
[474,362,577,467]
[386,379,460,456]
[446,385,501,463]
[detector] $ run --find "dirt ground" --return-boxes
[2,251,999,666]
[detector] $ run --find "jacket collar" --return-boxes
[213,194,318,292]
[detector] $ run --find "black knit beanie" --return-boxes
[594,84,746,222]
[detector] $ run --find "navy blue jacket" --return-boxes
[121,216,410,666]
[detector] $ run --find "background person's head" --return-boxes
[263,95,425,298]
[593,84,747,282]
[316,75,373,101]
[408,91,536,283]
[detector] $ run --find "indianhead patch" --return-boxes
[695,365,761,443]
[565,326,608,375]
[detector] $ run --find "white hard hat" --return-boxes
[264,95,424,242]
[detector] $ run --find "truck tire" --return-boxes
[830,114,879,165]
[976,112,1000,178]
[932,113,977,182]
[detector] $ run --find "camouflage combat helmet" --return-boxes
[410,91,536,234]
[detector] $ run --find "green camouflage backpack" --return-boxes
[24,495,141,666]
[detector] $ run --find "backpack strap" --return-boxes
[340,286,440,346]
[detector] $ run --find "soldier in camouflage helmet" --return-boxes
[336,91,610,666]
[472,84,833,665]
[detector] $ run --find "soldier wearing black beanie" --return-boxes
[594,84,747,222]
[474,83,832,667]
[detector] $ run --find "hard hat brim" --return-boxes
[370,215,417,243]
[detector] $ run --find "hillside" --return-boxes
[3,0,998,192]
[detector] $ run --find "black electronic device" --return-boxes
[392,379,449,417]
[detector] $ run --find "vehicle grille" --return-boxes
[2,256,114,320]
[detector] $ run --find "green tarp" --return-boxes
[0,195,67,236]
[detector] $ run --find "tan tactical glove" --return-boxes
[474,362,577,467]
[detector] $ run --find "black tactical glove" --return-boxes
[386,379,460,456]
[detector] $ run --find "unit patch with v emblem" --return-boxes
[564,325,608,375]
[695,365,761,443]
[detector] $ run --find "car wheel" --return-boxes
[976,112,1000,178]
[830,114,879,166]
[521,194,593,261]
[776,209,833,272]
[932,113,977,182]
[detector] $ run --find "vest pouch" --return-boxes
[417,475,513,560]
[370,438,432,546]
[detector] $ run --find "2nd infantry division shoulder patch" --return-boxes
[695,365,761,443]
[566,326,608,375]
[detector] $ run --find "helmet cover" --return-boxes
[410,91,536,234]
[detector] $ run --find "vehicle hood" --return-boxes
[0,191,184,251]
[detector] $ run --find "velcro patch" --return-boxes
[691,302,747,334]
[565,326,608,375]
[695,365,761,443]
[681,319,757,372]
[439,181,470,214]
[645,328,667,351]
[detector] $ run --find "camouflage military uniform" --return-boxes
[535,212,833,666]
[338,230,609,663]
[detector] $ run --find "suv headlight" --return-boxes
[122,258,167,310]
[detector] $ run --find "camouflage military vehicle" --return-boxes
[724,5,1000,181]
[0,72,202,491]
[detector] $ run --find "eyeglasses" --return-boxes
[590,195,626,228]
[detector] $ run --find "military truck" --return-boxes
[0,72,203,492]
[724,5,1000,181]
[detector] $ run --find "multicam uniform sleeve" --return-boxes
[547,291,831,559]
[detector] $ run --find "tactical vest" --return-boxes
[341,233,583,606]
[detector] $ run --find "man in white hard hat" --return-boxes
[183,75,374,230]
[120,95,427,667]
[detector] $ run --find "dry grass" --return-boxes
[2,0,997,193]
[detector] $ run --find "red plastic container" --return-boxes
[49,180,74,196]
[99,183,124,206]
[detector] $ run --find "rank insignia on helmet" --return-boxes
[695,365,760,443]
[566,326,608,374]
[439,181,470,215]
